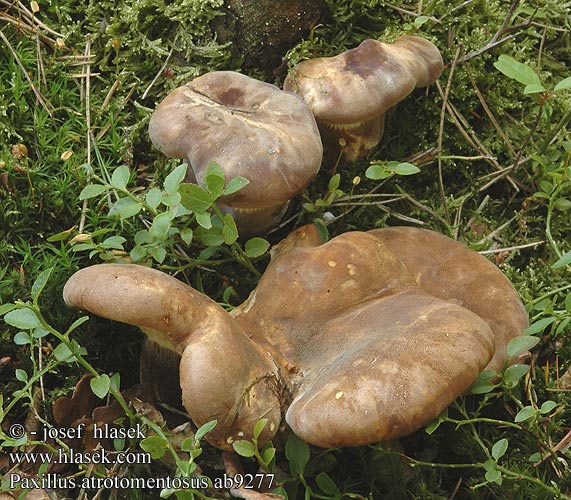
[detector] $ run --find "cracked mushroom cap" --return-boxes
[148,71,323,235]
[283,36,443,160]
[63,225,526,449]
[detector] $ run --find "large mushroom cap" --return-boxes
[148,71,323,234]
[63,225,527,449]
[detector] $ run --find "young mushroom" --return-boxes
[63,224,527,449]
[149,71,323,236]
[283,36,444,162]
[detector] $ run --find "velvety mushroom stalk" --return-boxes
[63,265,283,449]
[64,225,528,449]
[283,36,444,162]
[149,71,323,236]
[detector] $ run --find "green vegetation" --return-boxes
[1,0,570,498]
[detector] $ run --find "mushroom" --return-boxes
[63,224,527,449]
[283,36,444,162]
[149,70,323,236]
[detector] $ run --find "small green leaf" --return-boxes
[52,343,73,362]
[4,309,41,330]
[494,55,543,87]
[504,364,530,387]
[554,76,571,91]
[316,472,340,496]
[491,439,508,461]
[140,436,168,459]
[102,236,126,250]
[485,469,502,484]
[524,317,556,334]
[328,174,341,191]
[365,164,391,180]
[515,405,536,423]
[180,228,193,245]
[179,183,213,212]
[224,176,250,196]
[470,370,498,394]
[245,237,270,258]
[552,250,571,269]
[232,440,256,457]
[109,198,142,219]
[523,83,547,94]
[31,268,53,302]
[130,246,147,262]
[164,163,188,194]
[110,373,121,393]
[0,303,16,315]
[65,316,89,335]
[392,162,420,175]
[150,212,174,240]
[196,212,212,229]
[528,452,542,463]
[79,184,107,200]
[196,225,225,247]
[90,374,111,399]
[151,246,167,263]
[15,368,28,382]
[222,214,239,244]
[285,433,310,477]
[253,419,268,440]
[146,188,163,210]
[507,335,540,358]
[539,400,557,414]
[13,332,31,345]
[204,164,226,200]
[195,420,217,443]
[111,165,130,190]
[161,191,181,207]
[32,327,49,339]
[555,198,571,211]
[262,446,276,465]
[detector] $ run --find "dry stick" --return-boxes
[476,215,517,245]
[0,0,64,37]
[141,44,175,100]
[0,29,54,117]
[478,241,544,255]
[437,44,463,224]
[78,35,92,234]
[439,0,474,20]
[455,0,528,64]
[466,65,517,159]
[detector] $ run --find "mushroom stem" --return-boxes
[63,264,229,353]
[63,264,284,449]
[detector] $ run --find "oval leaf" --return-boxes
[507,335,540,358]
[4,309,41,330]
[245,237,270,258]
[232,440,256,458]
[90,374,111,399]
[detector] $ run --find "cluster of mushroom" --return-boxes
[64,224,528,449]
[148,35,444,235]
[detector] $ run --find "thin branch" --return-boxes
[437,44,463,224]
[478,241,544,255]
[79,35,92,234]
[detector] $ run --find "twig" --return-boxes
[0,0,64,37]
[478,241,544,255]
[141,44,175,100]
[476,215,517,245]
[0,29,54,117]
[79,35,92,234]
[455,0,532,64]
[439,0,474,20]
[437,44,463,223]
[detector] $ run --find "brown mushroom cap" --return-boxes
[63,224,526,449]
[284,36,443,125]
[369,226,529,373]
[283,36,443,160]
[148,71,323,234]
